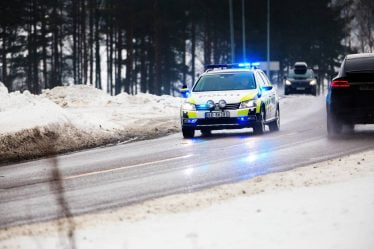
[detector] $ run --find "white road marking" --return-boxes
[64,154,193,180]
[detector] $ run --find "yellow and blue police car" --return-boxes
[180,64,280,138]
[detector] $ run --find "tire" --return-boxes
[269,108,280,132]
[182,128,195,139]
[344,124,355,133]
[311,87,317,96]
[253,108,266,135]
[284,89,289,95]
[327,112,342,137]
[201,129,212,136]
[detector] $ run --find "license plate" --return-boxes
[296,87,305,90]
[205,111,230,118]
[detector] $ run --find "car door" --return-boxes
[258,71,276,119]
[255,72,273,120]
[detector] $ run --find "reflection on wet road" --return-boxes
[1,95,374,228]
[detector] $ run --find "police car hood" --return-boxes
[191,90,257,104]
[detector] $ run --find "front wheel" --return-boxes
[269,108,280,132]
[182,128,195,139]
[253,108,266,135]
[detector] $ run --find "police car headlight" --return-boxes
[309,79,317,85]
[206,100,215,109]
[240,100,256,109]
[182,102,196,111]
[285,80,292,85]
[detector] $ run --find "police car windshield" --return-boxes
[193,72,256,92]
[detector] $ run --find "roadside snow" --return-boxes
[0,84,182,162]
[1,149,373,249]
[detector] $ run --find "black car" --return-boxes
[326,53,374,136]
[284,62,317,96]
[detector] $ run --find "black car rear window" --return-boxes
[344,57,374,73]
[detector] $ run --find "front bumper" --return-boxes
[286,84,316,93]
[181,107,259,130]
[329,106,374,124]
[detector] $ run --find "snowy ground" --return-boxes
[0,83,183,162]
[1,150,373,249]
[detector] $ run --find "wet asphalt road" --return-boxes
[1,95,374,228]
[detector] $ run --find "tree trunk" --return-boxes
[115,28,123,95]
[153,0,162,95]
[82,0,88,84]
[32,0,39,94]
[95,1,101,89]
[191,20,196,85]
[125,24,133,94]
[89,0,94,85]
[1,25,8,90]
[140,37,147,93]
[41,4,48,89]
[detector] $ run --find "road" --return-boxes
[1,95,374,228]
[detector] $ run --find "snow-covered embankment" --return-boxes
[0,83,182,162]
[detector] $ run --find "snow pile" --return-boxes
[42,85,112,108]
[0,85,182,162]
[0,82,8,96]
[0,90,69,134]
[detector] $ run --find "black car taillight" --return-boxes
[331,80,350,88]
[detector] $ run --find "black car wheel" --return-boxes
[327,113,342,137]
[182,128,195,139]
[269,108,280,132]
[311,87,317,96]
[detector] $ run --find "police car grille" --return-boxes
[195,103,240,110]
[224,103,240,110]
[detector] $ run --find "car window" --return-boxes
[193,72,256,92]
[344,57,374,73]
[255,72,266,87]
[259,71,272,86]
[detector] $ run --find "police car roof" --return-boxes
[204,68,258,75]
[346,53,374,60]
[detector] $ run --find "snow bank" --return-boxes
[42,85,113,108]
[1,149,373,249]
[0,84,182,162]
[0,82,8,96]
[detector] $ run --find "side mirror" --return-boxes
[262,86,273,91]
[180,85,190,98]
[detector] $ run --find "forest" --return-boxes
[0,0,373,95]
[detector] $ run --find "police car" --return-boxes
[180,64,280,138]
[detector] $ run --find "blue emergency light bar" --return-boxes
[205,63,259,71]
